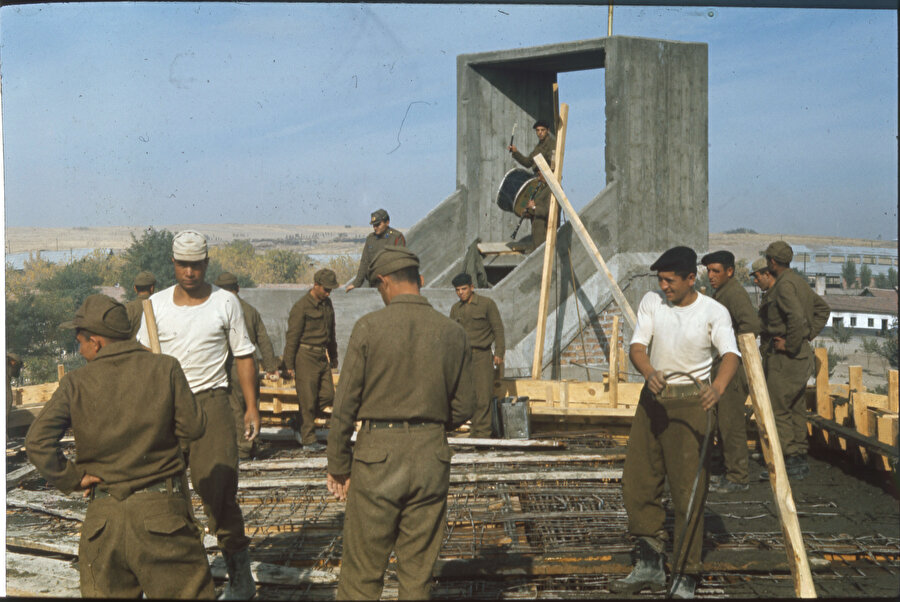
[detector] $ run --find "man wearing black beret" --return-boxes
[508,119,556,172]
[613,246,739,598]
[700,250,760,493]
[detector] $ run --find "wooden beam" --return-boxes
[142,299,162,354]
[534,154,637,330]
[888,370,899,413]
[738,333,816,599]
[814,347,832,422]
[609,316,619,408]
[849,366,868,462]
[56,364,65,381]
[531,100,569,378]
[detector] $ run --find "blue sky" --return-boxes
[0,3,896,239]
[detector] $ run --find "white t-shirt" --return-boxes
[630,290,739,384]
[136,285,256,393]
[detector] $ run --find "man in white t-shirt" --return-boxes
[136,230,259,600]
[611,246,739,599]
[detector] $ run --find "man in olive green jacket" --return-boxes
[283,268,340,451]
[702,251,761,492]
[346,209,406,290]
[215,272,279,459]
[450,272,505,438]
[508,119,556,172]
[26,294,213,598]
[758,241,830,480]
[327,247,476,600]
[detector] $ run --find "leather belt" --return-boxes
[299,343,326,351]
[657,383,704,400]
[91,475,182,502]
[363,419,442,430]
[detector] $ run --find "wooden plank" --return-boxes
[142,299,162,354]
[814,347,832,422]
[6,488,88,522]
[849,366,868,462]
[738,333,816,598]
[6,532,80,557]
[7,463,38,489]
[609,316,619,408]
[876,412,899,447]
[477,242,525,255]
[534,154,637,330]
[808,414,899,461]
[888,370,899,413]
[57,364,66,381]
[5,551,80,598]
[531,101,569,378]
[18,383,59,405]
[530,404,637,418]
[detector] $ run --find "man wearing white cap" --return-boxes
[136,229,258,599]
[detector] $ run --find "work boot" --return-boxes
[712,479,750,494]
[610,538,666,593]
[303,441,326,453]
[219,547,256,600]
[670,574,698,599]
[785,454,810,480]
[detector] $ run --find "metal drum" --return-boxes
[512,177,544,218]
[496,168,533,213]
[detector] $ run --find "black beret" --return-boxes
[451,273,472,287]
[650,246,698,274]
[700,250,735,269]
[533,120,550,130]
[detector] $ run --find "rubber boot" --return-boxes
[610,538,666,593]
[219,547,256,600]
[670,574,698,599]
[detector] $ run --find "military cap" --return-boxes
[214,272,239,288]
[133,271,157,287]
[533,120,550,130]
[451,272,473,287]
[765,240,793,264]
[370,209,390,225]
[367,246,420,283]
[61,294,131,339]
[750,257,769,275]
[700,250,735,269]
[650,246,697,274]
[172,229,208,261]
[314,268,339,289]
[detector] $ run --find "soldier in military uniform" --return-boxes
[124,271,156,338]
[450,272,505,438]
[215,272,279,460]
[701,251,761,493]
[346,209,406,291]
[25,295,214,598]
[757,241,830,480]
[508,119,556,172]
[613,247,739,599]
[749,257,775,292]
[7,352,23,427]
[327,247,476,599]
[283,268,340,452]
[523,170,559,250]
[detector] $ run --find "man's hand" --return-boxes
[244,405,261,442]
[773,336,786,352]
[80,474,102,498]
[508,144,518,154]
[699,383,723,411]
[345,284,356,292]
[327,473,351,501]
[493,355,503,368]
[284,369,295,380]
[646,370,667,395]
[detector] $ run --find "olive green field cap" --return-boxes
[370,209,389,225]
[133,271,157,287]
[214,272,239,288]
[60,294,131,339]
[367,246,420,283]
[750,257,769,275]
[314,268,339,289]
[172,229,208,261]
[765,241,793,264]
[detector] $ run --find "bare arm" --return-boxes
[235,355,260,441]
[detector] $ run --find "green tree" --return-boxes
[858,264,873,289]
[888,267,898,288]
[261,249,312,283]
[876,319,898,368]
[119,229,176,299]
[874,273,888,288]
[841,260,857,288]
[831,321,852,354]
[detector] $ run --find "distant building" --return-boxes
[780,244,898,289]
[823,287,898,334]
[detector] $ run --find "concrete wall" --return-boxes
[405,188,467,285]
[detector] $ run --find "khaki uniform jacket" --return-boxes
[283,291,338,369]
[511,135,556,171]
[351,228,407,288]
[25,340,206,500]
[125,294,151,338]
[759,268,830,358]
[713,278,761,337]
[238,297,278,373]
[450,293,506,358]
[327,294,476,474]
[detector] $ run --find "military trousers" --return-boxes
[531,217,548,250]
[188,388,250,553]
[337,423,452,600]
[469,348,497,438]
[79,487,214,598]
[714,362,750,484]
[228,361,259,459]
[622,387,710,575]
[293,347,334,446]
[763,350,814,457]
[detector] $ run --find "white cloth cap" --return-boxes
[172,230,208,261]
